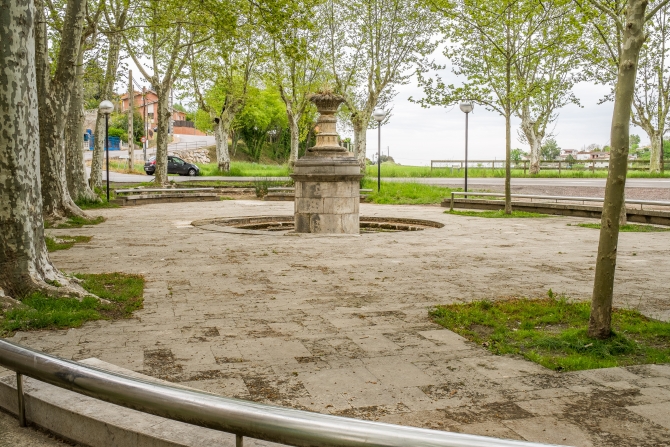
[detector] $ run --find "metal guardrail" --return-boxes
[0,339,567,447]
[431,159,670,174]
[448,192,670,211]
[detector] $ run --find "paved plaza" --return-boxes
[5,200,670,446]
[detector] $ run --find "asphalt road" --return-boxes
[97,170,670,189]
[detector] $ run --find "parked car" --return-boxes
[144,156,200,176]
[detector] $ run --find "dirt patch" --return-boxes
[143,349,183,381]
[334,403,410,420]
[470,324,494,338]
[243,374,310,406]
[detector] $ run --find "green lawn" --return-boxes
[430,295,670,372]
[571,223,670,232]
[362,179,457,205]
[0,273,144,335]
[446,209,549,218]
[198,161,291,177]
[45,235,92,252]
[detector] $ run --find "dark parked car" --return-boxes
[144,156,200,176]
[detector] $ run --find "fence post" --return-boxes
[450,192,454,211]
[523,160,527,176]
[236,434,243,447]
[17,373,26,427]
[558,161,561,176]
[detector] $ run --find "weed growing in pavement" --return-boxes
[45,215,106,229]
[45,236,92,252]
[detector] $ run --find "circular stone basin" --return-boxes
[192,216,444,235]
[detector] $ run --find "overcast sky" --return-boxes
[122,47,651,167]
[358,68,650,167]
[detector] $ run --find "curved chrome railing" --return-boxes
[0,339,568,447]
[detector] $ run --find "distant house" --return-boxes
[575,151,592,161]
[590,152,609,160]
[118,90,193,137]
[560,149,578,157]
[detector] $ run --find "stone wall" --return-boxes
[170,148,210,164]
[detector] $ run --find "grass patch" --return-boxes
[45,235,92,252]
[362,179,457,205]
[0,273,144,335]
[198,161,291,177]
[46,215,106,229]
[430,294,670,372]
[74,187,120,210]
[446,209,548,218]
[573,223,670,232]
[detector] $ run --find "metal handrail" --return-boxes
[0,340,567,447]
[448,192,670,211]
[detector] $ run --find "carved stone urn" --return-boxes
[290,92,363,234]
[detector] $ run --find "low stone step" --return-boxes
[0,359,280,447]
[114,193,220,206]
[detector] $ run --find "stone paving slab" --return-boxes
[5,200,670,446]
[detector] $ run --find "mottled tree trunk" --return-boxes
[0,0,91,299]
[65,48,98,203]
[35,0,87,221]
[352,118,367,172]
[649,131,663,173]
[154,86,170,185]
[91,35,121,189]
[520,115,542,175]
[213,118,231,172]
[287,111,300,168]
[589,0,648,339]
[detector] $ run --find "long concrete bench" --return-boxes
[113,187,219,206]
[443,198,670,226]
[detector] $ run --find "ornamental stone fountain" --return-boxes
[291,91,363,234]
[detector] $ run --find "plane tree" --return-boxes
[418,0,575,213]
[123,0,216,185]
[188,0,256,172]
[577,0,670,338]
[1,0,95,300]
[326,0,440,170]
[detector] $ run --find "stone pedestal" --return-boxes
[291,92,363,234]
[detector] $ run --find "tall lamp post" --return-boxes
[459,101,474,197]
[372,108,387,192]
[99,100,114,202]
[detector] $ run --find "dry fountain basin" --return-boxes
[191,216,444,236]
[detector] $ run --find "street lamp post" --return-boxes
[459,101,474,197]
[99,100,114,202]
[372,109,387,192]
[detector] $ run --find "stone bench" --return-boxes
[113,188,218,206]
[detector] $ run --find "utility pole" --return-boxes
[142,86,147,161]
[127,70,134,171]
